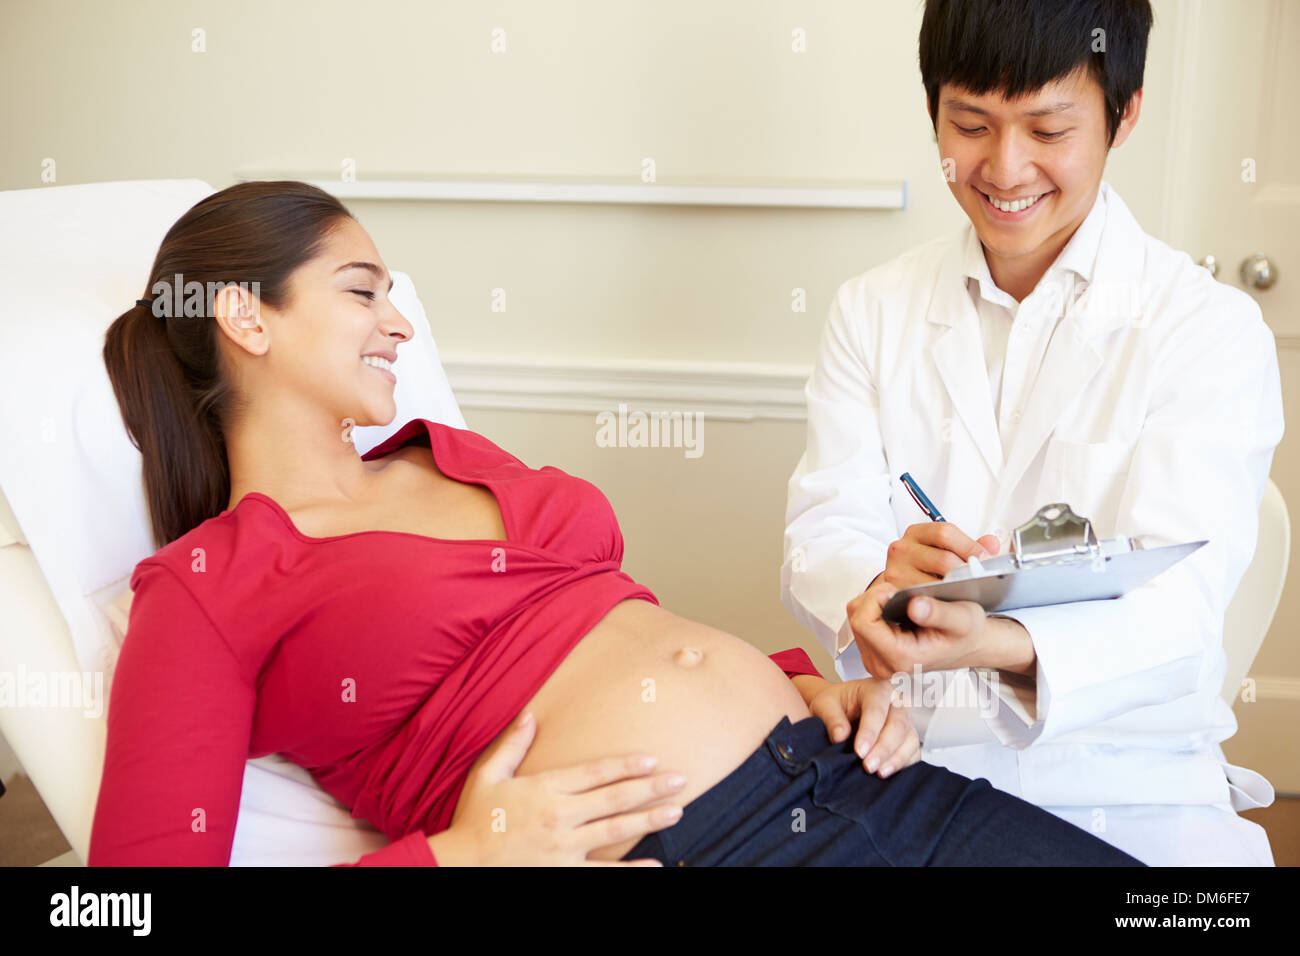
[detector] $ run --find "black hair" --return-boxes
[919,0,1154,147]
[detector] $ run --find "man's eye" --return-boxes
[1037,130,1067,140]
[350,289,376,300]
[955,124,985,134]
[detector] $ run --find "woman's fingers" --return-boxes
[561,770,688,833]
[580,859,665,867]
[569,801,686,855]
[545,751,665,795]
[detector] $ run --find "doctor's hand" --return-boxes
[846,574,1003,677]
[806,678,921,778]
[872,522,1001,590]
[429,712,686,866]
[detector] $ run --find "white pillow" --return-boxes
[0,178,466,864]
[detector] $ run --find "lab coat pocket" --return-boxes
[1038,438,1133,533]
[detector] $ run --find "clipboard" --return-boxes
[876,502,1205,628]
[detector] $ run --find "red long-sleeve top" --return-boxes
[88,419,822,866]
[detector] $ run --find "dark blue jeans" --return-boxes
[620,715,1145,866]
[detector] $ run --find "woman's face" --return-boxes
[229,216,415,430]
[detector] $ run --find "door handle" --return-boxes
[1239,253,1278,290]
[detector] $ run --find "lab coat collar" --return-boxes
[925,182,1148,505]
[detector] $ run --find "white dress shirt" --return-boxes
[965,191,1108,477]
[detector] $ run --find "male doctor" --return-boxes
[781,0,1282,866]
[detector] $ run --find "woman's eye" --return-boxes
[350,289,376,300]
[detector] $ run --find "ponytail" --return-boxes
[103,298,234,549]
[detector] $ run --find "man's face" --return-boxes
[933,67,1136,268]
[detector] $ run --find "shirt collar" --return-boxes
[962,183,1109,305]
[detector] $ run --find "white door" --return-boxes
[1161,0,1300,791]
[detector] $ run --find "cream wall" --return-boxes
[4,1,1290,779]
[0,0,1174,369]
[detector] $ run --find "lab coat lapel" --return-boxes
[989,185,1147,520]
[926,238,1004,481]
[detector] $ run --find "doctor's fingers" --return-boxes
[862,708,919,777]
[907,519,990,557]
[907,594,982,635]
[871,726,922,779]
[807,689,854,743]
[845,583,902,647]
[903,522,991,567]
[850,683,895,760]
[883,540,961,585]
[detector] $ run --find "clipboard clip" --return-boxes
[1010,502,1105,571]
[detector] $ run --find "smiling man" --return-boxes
[781,0,1284,865]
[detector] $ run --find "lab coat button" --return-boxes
[1011,410,1022,424]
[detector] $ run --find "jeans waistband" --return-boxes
[639,714,838,858]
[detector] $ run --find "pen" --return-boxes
[899,472,945,522]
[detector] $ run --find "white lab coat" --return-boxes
[781,182,1283,865]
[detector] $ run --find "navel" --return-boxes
[673,646,704,668]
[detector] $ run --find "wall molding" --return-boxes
[1244,675,1300,702]
[441,340,1300,420]
[440,354,811,421]
[234,172,906,210]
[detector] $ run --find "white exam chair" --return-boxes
[0,178,466,865]
[1221,478,1290,706]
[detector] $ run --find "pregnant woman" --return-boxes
[90,182,1142,867]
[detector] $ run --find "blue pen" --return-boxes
[899,472,945,522]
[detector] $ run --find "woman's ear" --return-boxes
[212,282,269,357]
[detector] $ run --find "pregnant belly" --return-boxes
[468,597,814,861]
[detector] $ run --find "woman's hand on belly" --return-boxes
[511,598,814,861]
[429,711,688,866]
